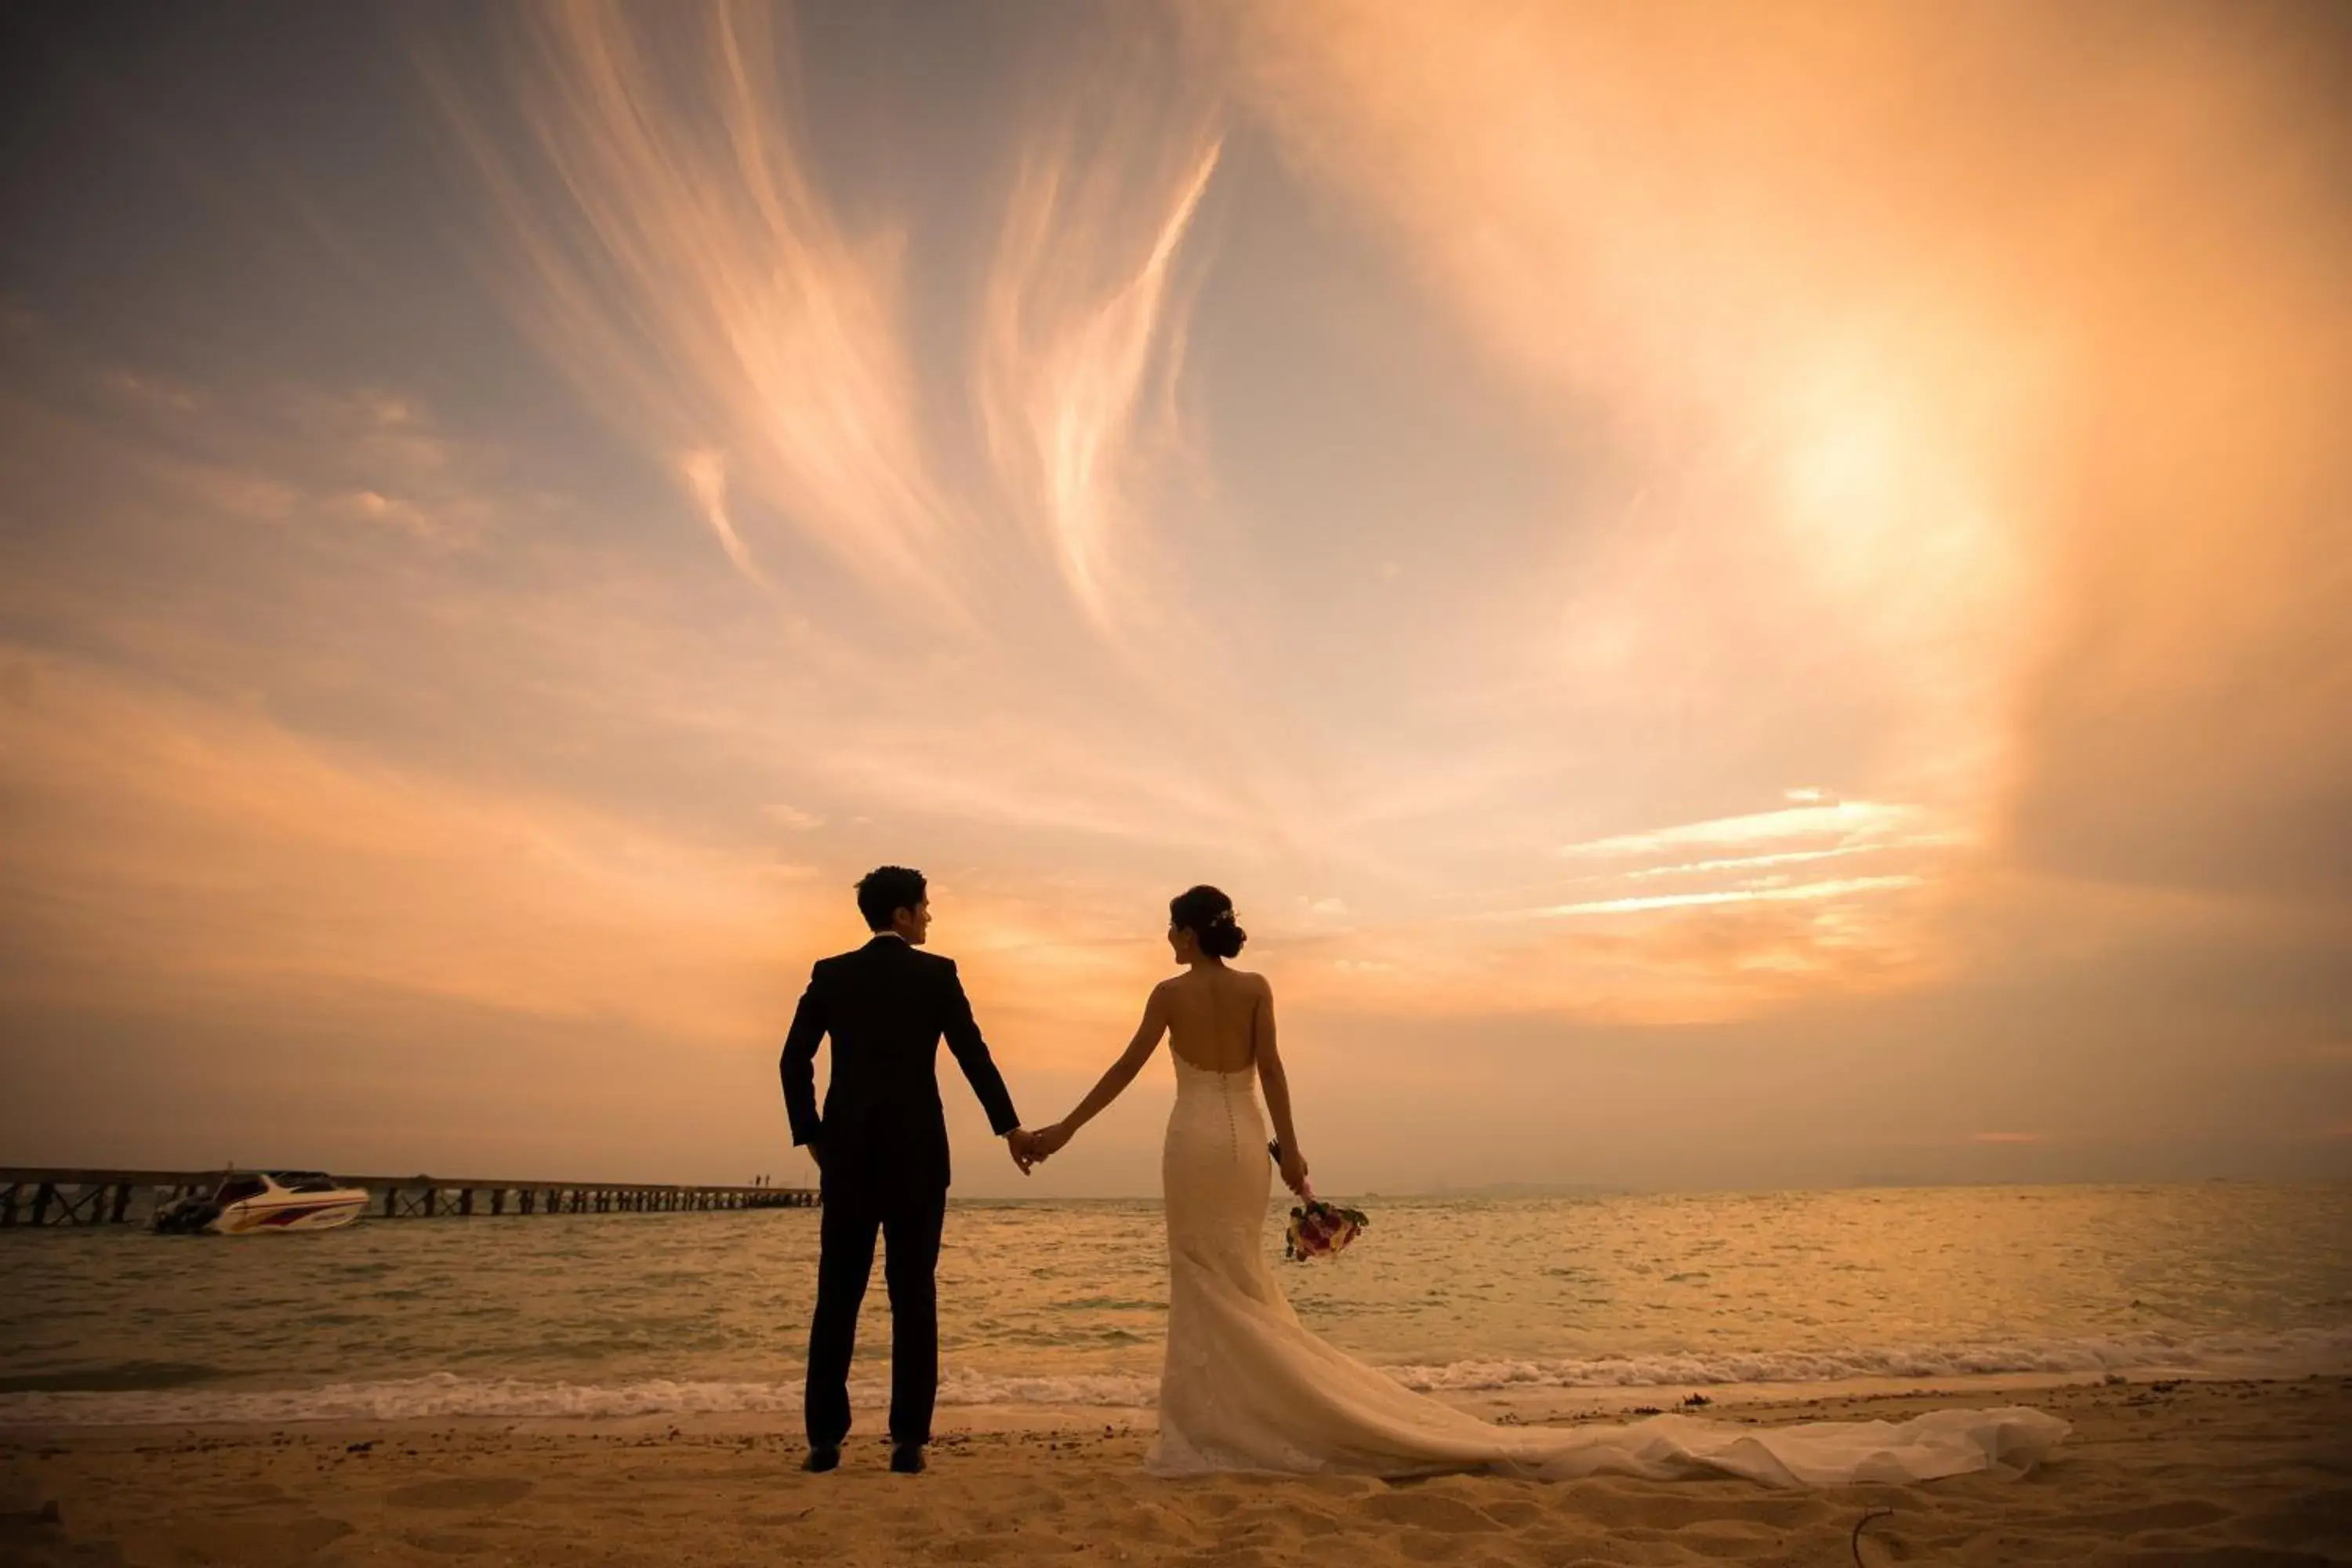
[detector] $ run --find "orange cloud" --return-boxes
[0,646,810,1042]
[1209,0,2352,979]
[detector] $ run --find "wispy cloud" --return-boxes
[760,801,824,832]
[435,0,1232,655]
[1535,876,1926,919]
[677,448,774,594]
[431,1,959,609]
[1621,843,1944,883]
[1559,802,1926,863]
[979,129,1221,626]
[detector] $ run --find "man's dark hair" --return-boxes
[855,866,927,931]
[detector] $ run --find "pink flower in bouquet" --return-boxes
[1268,1142,1370,1260]
[1283,1198,1370,1261]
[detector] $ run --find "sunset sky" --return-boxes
[2,1,2347,1196]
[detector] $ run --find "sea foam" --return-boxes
[4,1327,2345,1428]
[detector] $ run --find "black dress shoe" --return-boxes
[802,1443,840,1473]
[888,1443,926,1475]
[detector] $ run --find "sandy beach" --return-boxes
[4,1375,2346,1566]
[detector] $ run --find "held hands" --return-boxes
[1006,1122,1074,1173]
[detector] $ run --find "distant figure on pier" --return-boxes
[781,865,1042,1478]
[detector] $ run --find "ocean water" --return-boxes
[2,1185,2347,1426]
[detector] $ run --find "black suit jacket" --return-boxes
[779,936,1021,1193]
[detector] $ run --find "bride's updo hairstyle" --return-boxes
[1170,884,1247,960]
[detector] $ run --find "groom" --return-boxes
[780,866,1040,1475]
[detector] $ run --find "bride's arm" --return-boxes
[1254,980,1310,1195]
[1037,985,1170,1154]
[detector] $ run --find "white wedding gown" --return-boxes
[1147,1054,2068,1483]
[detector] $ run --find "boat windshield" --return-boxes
[216,1175,269,1204]
[268,1171,345,1192]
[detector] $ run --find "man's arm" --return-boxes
[779,964,829,1151]
[938,959,1021,1137]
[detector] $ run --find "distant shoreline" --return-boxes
[943,1175,2350,1204]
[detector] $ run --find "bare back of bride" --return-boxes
[1033,887,2069,1484]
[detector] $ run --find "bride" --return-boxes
[1028,886,2068,1484]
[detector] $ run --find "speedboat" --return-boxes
[153,1171,370,1234]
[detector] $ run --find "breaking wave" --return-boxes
[5,1327,2346,1428]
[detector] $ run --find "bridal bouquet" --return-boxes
[1267,1141,1369,1259]
[1284,1197,1370,1260]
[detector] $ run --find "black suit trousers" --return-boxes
[804,1174,947,1448]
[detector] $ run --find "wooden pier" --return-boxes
[0,1168,816,1228]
